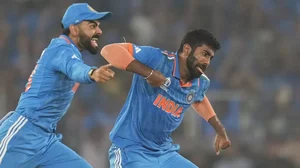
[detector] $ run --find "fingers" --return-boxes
[146,79,164,87]
[101,63,113,69]
[93,75,111,83]
[92,66,115,83]
[215,138,221,155]
[98,75,111,83]
[99,64,115,77]
[107,69,115,77]
[214,135,232,156]
[100,69,115,78]
[220,140,231,150]
[146,79,157,87]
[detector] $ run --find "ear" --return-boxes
[183,44,192,57]
[69,25,79,36]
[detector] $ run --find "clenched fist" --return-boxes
[214,133,231,155]
[90,64,115,83]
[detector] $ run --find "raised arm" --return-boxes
[101,43,166,87]
[51,47,114,83]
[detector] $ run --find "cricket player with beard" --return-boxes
[0,3,114,168]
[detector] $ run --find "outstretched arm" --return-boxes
[192,95,231,155]
[52,48,114,83]
[101,43,166,87]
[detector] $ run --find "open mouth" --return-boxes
[91,37,98,48]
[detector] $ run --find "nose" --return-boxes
[202,57,210,66]
[96,27,102,35]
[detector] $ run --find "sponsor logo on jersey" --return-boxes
[71,55,80,60]
[160,77,171,92]
[153,94,183,118]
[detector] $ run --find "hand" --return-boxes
[91,64,115,83]
[146,70,166,87]
[214,133,231,155]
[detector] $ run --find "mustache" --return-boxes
[92,34,100,39]
[196,64,207,71]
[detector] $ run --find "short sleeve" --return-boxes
[131,44,162,68]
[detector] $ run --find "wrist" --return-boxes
[208,115,226,136]
[88,68,97,80]
[144,70,154,79]
[216,127,227,136]
[126,60,155,78]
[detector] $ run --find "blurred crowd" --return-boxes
[0,0,299,167]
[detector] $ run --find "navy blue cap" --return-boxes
[61,3,112,29]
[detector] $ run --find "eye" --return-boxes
[202,52,208,57]
[90,24,97,29]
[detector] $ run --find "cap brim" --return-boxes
[88,12,112,21]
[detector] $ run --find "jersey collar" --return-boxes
[59,35,80,51]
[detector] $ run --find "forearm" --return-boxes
[126,60,153,78]
[208,115,227,136]
[67,63,95,84]
[192,96,216,121]
[192,96,227,136]
[101,43,153,78]
[52,48,95,84]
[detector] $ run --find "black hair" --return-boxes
[178,29,221,53]
[61,23,70,36]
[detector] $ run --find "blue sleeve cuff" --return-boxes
[86,66,98,83]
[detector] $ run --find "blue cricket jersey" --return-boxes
[110,44,210,151]
[15,35,94,133]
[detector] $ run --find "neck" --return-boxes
[178,52,192,83]
[68,35,84,51]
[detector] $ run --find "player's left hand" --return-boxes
[214,133,231,155]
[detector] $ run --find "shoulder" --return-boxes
[194,74,211,101]
[200,74,210,82]
[46,38,74,53]
[45,43,80,62]
[132,45,163,60]
[133,45,161,54]
[199,74,210,89]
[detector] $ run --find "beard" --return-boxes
[186,52,207,79]
[78,29,99,55]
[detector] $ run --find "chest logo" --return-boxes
[186,91,195,104]
[153,94,183,118]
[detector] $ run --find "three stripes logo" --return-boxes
[134,46,141,53]
[113,148,122,168]
[0,116,28,164]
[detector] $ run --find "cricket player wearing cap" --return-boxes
[0,3,114,168]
